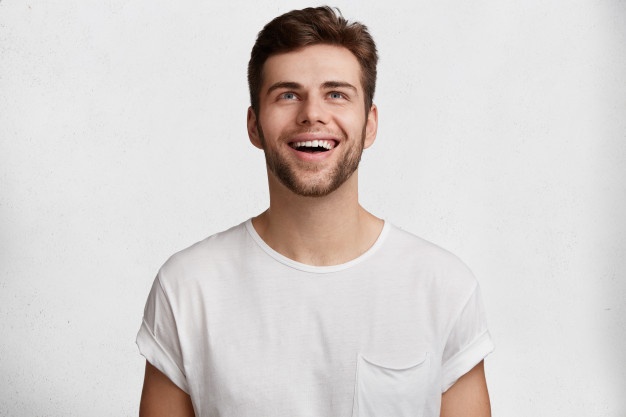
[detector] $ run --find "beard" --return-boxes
[258,124,366,198]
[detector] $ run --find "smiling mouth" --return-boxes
[289,139,337,153]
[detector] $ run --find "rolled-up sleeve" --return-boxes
[441,283,495,392]
[136,274,189,394]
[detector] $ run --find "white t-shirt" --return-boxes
[137,220,494,417]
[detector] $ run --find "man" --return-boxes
[137,6,494,417]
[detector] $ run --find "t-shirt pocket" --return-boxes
[352,352,430,417]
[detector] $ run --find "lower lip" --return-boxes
[289,146,337,162]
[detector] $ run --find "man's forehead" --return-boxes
[261,44,362,91]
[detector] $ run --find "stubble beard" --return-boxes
[258,124,366,198]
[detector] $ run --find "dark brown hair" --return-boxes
[248,6,378,115]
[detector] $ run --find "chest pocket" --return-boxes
[352,353,430,417]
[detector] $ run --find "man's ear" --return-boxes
[247,107,263,149]
[363,104,378,149]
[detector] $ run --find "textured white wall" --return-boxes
[1,1,624,416]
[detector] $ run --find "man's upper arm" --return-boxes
[440,360,491,417]
[139,361,195,417]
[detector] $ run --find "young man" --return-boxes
[137,6,494,417]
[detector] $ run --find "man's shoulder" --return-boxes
[157,220,250,282]
[385,224,466,263]
[384,223,478,289]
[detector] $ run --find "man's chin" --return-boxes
[264,148,362,198]
[279,178,339,198]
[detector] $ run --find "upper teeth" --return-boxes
[292,140,334,150]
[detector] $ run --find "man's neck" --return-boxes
[251,172,383,266]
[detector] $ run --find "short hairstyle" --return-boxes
[248,6,378,115]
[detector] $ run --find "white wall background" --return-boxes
[1,0,624,416]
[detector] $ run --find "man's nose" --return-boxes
[297,97,329,126]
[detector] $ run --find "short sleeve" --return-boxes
[441,283,494,392]
[136,274,189,393]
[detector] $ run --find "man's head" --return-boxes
[246,7,379,198]
[247,6,378,116]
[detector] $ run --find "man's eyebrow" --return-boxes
[266,81,359,95]
[322,81,358,93]
[266,81,302,95]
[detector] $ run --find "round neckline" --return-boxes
[244,218,390,274]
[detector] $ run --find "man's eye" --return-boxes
[329,92,345,99]
[281,92,297,100]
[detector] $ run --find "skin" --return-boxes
[441,361,491,417]
[139,362,194,417]
[247,44,382,266]
[139,43,491,416]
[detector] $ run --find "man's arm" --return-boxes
[139,361,195,417]
[440,360,491,417]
